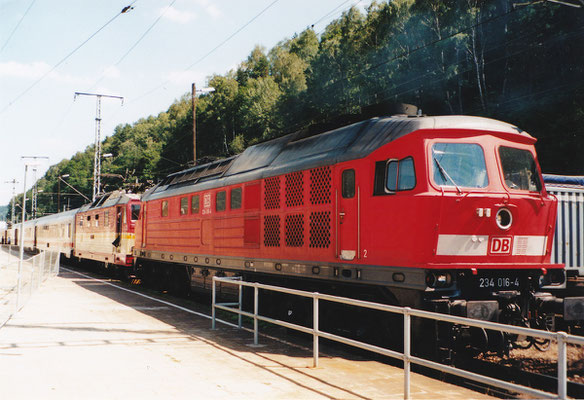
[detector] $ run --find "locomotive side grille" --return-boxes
[263,215,281,247]
[264,176,281,210]
[285,214,304,247]
[310,166,331,205]
[309,211,331,248]
[285,171,304,207]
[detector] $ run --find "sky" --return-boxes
[0,0,374,209]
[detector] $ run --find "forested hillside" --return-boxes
[6,0,584,221]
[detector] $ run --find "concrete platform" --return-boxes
[0,267,492,399]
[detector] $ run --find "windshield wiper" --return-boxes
[434,157,462,194]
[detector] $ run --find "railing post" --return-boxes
[30,253,36,295]
[238,281,243,329]
[557,331,568,400]
[38,252,42,284]
[313,293,319,368]
[404,307,411,400]
[254,283,259,345]
[211,277,217,330]
[55,251,60,275]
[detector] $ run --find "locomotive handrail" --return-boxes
[212,276,581,400]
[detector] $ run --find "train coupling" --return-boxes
[534,293,584,321]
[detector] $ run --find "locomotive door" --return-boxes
[141,203,147,248]
[338,168,359,260]
[113,206,122,249]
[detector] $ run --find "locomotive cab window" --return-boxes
[191,195,200,214]
[216,191,226,212]
[131,204,141,220]
[499,146,542,192]
[386,157,416,192]
[432,143,488,189]
[231,187,242,210]
[162,200,168,217]
[180,197,188,215]
[342,169,355,198]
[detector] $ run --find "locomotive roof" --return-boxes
[143,115,528,201]
[78,191,139,213]
[19,208,78,228]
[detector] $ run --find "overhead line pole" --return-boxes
[191,84,215,165]
[4,179,19,226]
[74,92,123,201]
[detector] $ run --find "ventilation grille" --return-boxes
[285,171,304,207]
[310,166,331,205]
[309,211,331,248]
[285,214,304,247]
[264,176,280,210]
[263,215,280,247]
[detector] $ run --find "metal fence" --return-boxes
[212,276,584,400]
[0,246,60,329]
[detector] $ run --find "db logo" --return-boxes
[490,236,513,254]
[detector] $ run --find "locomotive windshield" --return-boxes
[432,143,488,189]
[499,146,542,192]
[131,204,141,221]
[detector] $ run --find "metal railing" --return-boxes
[212,276,584,400]
[0,246,60,329]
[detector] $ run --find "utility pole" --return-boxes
[74,92,123,201]
[191,84,215,165]
[4,179,18,227]
[31,168,37,219]
[192,83,197,164]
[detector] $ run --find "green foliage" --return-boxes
[10,1,583,220]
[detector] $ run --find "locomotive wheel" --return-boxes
[142,264,156,288]
[116,266,130,282]
[169,266,190,297]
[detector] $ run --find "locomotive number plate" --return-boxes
[477,276,520,290]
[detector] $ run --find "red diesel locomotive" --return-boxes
[134,114,584,342]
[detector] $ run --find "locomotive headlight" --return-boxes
[496,208,513,230]
[426,271,453,288]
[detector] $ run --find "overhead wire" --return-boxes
[87,0,179,92]
[320,5,521,92]
[316,0,365,36]
[129,0,282,105]
[0,0,37,54]
[0,1,138,116]
[48,0,178,137]
[311,0,354,29]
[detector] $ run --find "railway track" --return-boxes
[459,358,584,399]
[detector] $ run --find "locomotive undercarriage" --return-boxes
[134,255,584,362]
[426,268,584,359]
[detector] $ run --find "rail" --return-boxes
[1,246,60,329]
[212,276,584,400]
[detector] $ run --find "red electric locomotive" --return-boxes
[134,114,583,349]
[74,191,141,278]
